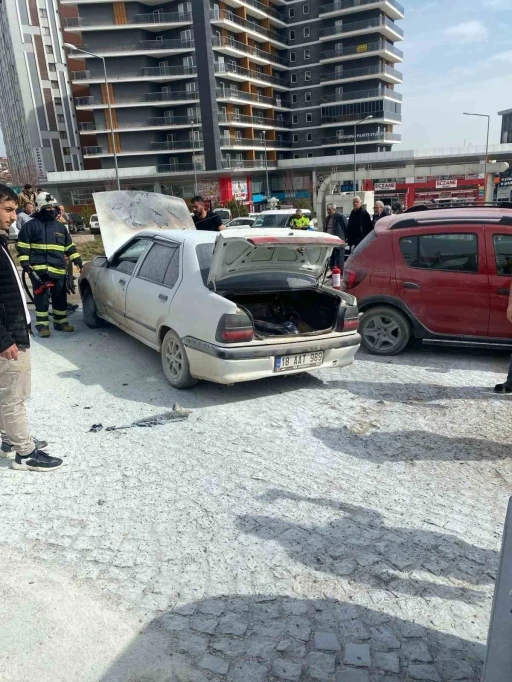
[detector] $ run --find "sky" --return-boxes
[0,0,511,157]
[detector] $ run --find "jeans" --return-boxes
[507,355,512,387]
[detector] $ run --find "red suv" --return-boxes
[342,205,512,355]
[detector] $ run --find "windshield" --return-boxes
[91,214,98,221]
[216,272,318,291]
[253,214,289,228]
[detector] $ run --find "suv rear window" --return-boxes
[400,233,478,273]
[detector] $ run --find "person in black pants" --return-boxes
[495,283,512,393]
[346,196,373,252]
[323,204,347,268]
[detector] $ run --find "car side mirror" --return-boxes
[94,256,108,267]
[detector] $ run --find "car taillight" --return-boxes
[342,268,367,290]
[216,311,254,343]
[336,305,359,333]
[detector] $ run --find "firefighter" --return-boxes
[290,209,311,230]
[17,201,82,337]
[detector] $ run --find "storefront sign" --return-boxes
[374,182,396,191]
[233,180,248,201]
[33,147,47,182]
[435,179,457,189]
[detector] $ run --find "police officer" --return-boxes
[290,209,310,230]
[17,201,82,337]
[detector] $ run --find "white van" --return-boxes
[252,209,313,229]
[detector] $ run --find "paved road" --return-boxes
[0,314,510,682]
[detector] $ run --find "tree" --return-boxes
[294,197,312,211]
[226,199,248,217]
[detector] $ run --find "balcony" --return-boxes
[320,41,403,64]
[71,65,197,85]
[220,136,292,148]
[212,35,288,67]
[64,12,192,31]
[82,141,204,157]
[218,113,290,128]
[321,86,402,104]
[321,131,401,145]
[76,38,194,58]
[210,9,287,47]
[216,87,289,109]
[157,162,205,174]
[319,0,405,21]
[320,63,403,84]
[151,140,203,151]
[319,16,404,41]
[214,61,288,89]
[321,111,402,126]
[222,158,278,169]
[79,116,201,134]
[74,92,199,109]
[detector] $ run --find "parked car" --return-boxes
[89,213,100,234]
[225,216,257,229]
[253,209,313,229]
[342,205,512,355]
[68,213,86,233]
[213,208,231,224]
[79,229,360,388]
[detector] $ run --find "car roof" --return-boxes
[375,207,512,232]
[127,228,218,244]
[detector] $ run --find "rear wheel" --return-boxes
[161,329,198,389]
[82,287,105,328]
[360,306,411,356]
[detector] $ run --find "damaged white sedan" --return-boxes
[79,192,360,388]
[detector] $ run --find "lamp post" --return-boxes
[64,43,120,190]
[262,130,270,205]
[463,112,491,201]
[353,114,373,195]
[190,119,198,195]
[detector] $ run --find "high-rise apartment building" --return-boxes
[61,0,403,179]
[0,0,82,185]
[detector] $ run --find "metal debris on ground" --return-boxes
[102,404,191,432]
[89,424,103,433]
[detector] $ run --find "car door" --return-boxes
[486,230,512,339]
[393,226,490,337]
[124,239,182,345]
[95,238,152,327]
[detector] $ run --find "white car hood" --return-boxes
[207,229,344,288]
[93,190,195,258]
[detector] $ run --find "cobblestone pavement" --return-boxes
[0,317,511,681]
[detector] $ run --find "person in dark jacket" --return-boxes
[17,202,82,337]
[346,196,373,251]
[323,204,347,268]
[0,184,62,471]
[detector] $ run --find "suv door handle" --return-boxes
[118,279,126,286]
[497,288,510,295]
[403,282,420,290]
[158,293,168,301]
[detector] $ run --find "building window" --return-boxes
[54,97,62,105]
[291,73,297,84]
[51,80,59,89]
[304,49,311,60]
[293,153,300,158]
[292,114,298,123]
[306,113,312,122]
[42,26,51,36]
[306,132,312,141]
[293,134,299,142]
[39,8,47,17]
[289,30,295,40]
[45,44,53,54]
[63,146,71,155]
[305,70,311,82]
[304,26,310,38]
[303,4,309,14]
[65,163,73,171]
[307,152,313,157]
[305,91,311,102]
[59,131,67,139]
[289,7,295,17]
[292,93,297,104]
[58,114,65,123]
[290,51,296,63]
[49,63,56,72]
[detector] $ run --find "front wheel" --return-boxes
[360,306,411,356]
[82,287,105,328]
[161,330,198,389]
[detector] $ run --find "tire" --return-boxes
[82,287,105,329]
[360,305,411,356]
[161,329,198,389]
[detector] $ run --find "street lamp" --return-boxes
[353,115,373,195]
[463,112,491,200]
[262,130,270,205]
[64,43,120,190]
[190,119,198,196]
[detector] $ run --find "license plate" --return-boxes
[274,351,324,373]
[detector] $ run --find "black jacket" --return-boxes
[0,236,30,352]
[17,214,82,279]
[323,212,348,240]
[346,207,373,248]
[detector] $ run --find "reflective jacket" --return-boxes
[290,216,310,229]
[17,214,82,279]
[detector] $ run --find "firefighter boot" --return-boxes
[54,322,75,332]
[36,326,51,338]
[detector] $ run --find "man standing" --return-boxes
[17,201,82,337]
[15,201,34,235]
[17,184,36,209]
[0,184,61,471]
[192,196,224,232]
[323,204,347,268]
[495,283,512,393]
[346,196,373,251]
[290,208,310,230]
